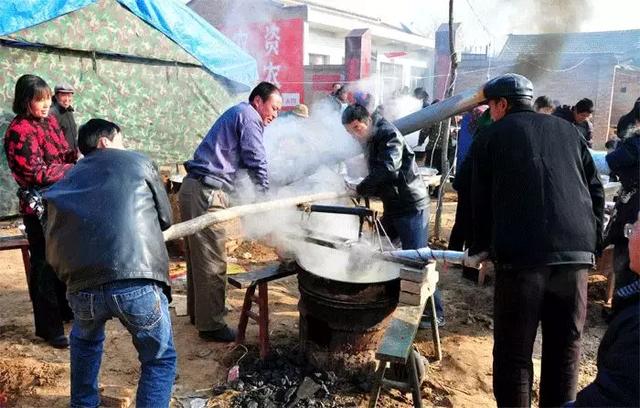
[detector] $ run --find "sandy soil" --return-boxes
[0,198,608,407]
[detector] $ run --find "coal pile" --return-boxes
[214,347,368,408]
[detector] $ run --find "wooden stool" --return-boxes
[228,262,297,359]
[0,235,30,283]
[369,288,441,407]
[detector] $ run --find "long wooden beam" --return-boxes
[163,191,347,241]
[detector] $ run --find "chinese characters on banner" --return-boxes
[220,19,304,108]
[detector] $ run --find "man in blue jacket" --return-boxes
[44,119,176,408]
[180,82,282,342]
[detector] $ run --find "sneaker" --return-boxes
[47,335,69,349]
[199,326,237,343]
[418,315,445,330]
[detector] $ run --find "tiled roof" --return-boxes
[499,29,640,60]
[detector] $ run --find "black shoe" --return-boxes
[47,335,69,349]
[199,326,237,343]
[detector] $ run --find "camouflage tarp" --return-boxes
[0,0,243,217]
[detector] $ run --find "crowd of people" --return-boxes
[2,71,638,408]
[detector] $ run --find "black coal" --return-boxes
[212,347,367,408]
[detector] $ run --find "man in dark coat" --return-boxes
[44,119,176,407]
[342,104,445,326]
[616,97,640,138]
[574,211,639,407]
[468,73,604,407]
[49,83,78,151]
[553,98,594,147]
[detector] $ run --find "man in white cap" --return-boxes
[50,83,78,151]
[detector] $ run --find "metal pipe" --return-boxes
[300,204,374,217]
[392,86,486,135]
[386,247,465,265]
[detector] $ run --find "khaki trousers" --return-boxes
[178,177,229,332]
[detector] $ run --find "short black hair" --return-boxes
[534,95,553,110]
[78,118,121,155]
[12,74,52,116]
[342,104,370,125]
[334,86,347,98]
[249,81,281,104]
[604,139,618,149]
[413,87,428,100]
[488,96,533,112]
[575,98,594,114]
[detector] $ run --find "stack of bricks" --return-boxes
[398,262,439,306]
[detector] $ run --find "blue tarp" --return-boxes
[0,0,257,89]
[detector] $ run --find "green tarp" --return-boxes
[0,0,243,217]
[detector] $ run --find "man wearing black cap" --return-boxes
[50,83,78,151]
[467,73,604,407]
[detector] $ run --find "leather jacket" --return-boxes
[357,115,428,216]
[44,148,172,293]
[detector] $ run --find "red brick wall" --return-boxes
[450,58,638,148]
[611,68,640,136]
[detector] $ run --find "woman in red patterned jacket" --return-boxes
[3,74,77,348]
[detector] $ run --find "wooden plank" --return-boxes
[0,236,29,250]
[227,263,296,289]
[376,292,429,363]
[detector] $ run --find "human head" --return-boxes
[331,83,342,93]
[12,74,53,119]
[54,83,75,109]
[573,98,594,123]
[249,81,282,126]
[629,211,640,273]
[335,86,348,103]
[483,73,533,122]
[413,87,429,101]
[78,118,123,155]
[292,103,309,118]
[342,104,372,143]
[604,138,618,153]
[534,95,554,114]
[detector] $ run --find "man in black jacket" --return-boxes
[553,98,594,147]
[342,104,445,325]
[49,83,78,151]
[574,210,639,407]
[44,119,176,408]
[468,74,604,407]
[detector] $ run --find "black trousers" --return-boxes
[23,215,72,340]
[493,264,588,408]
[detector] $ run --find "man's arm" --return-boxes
[146,161,172,231]
[239,118,269,191]
[356,129,403,196]
[469,130,493,255]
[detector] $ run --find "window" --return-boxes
[309,54,330,65]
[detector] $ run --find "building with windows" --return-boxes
[189,0,434,108]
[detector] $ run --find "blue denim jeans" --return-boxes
[67,279,177,408]
[381,208,445,319]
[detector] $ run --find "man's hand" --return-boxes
[344,180,358,196]
[463,250,489,269]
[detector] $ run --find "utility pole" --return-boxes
[433,0,459,240]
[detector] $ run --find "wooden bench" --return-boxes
[228,261,297,359]
[0,235,30,283]
[369,275,442,408]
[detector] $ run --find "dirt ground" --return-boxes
[0,197,608,407]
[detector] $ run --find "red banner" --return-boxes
[220,19,304,108]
